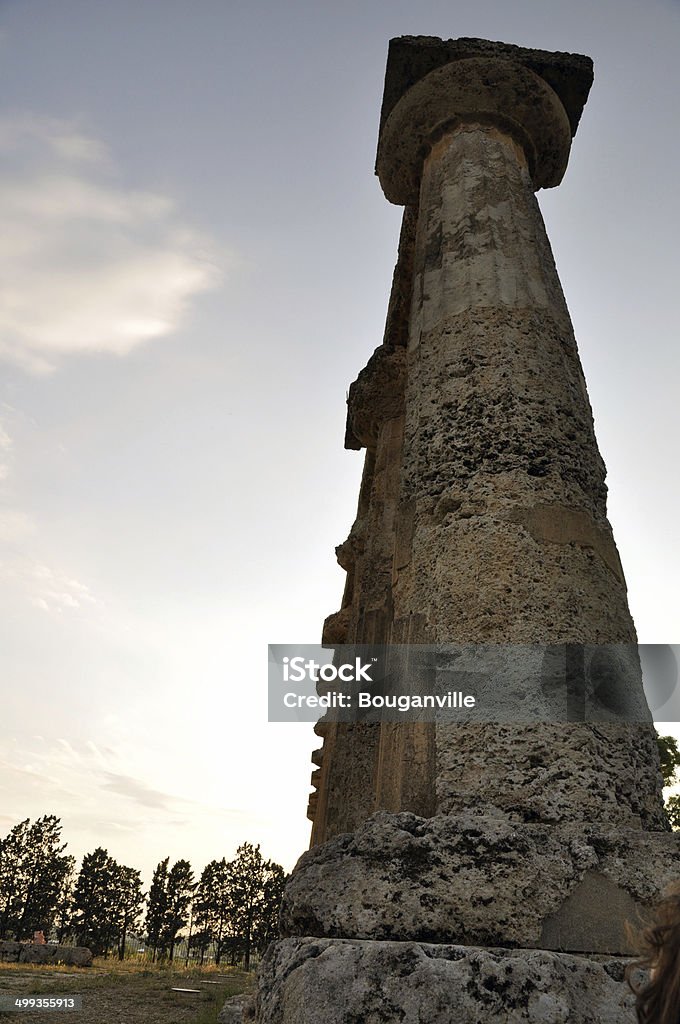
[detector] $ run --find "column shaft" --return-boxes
[389,123,664,828]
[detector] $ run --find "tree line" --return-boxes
[659,734,680,828]
[0,816,286,970]
[2,739,677,964]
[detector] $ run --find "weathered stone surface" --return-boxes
[397,128,613,623]
[380,205,417,351]
[320,606,351,645]
[386,119,665,827]
[345,345,406,451]
[282,812,678,954]
[0,942,92,966]
[218,992,254,1023]
[377,58,573,202]
[311,80,668,844]
[378,36,593,138]
[0,940,21,962]
[257,938,638,1024]
[286,33,665,1024]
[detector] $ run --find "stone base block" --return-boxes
[257,937,638,1023]
[282,812,679,954]
[218,992,255,1023]
[0,941,92,966]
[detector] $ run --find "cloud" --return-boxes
[97,769,248,820]
[0,736,245,823]
[29,562,97,613]
[0,115,221,372]
[0,509,34,544]
[0,735,262,878]
[0,422,12,481]
[99,771,176,811]
[0,556,96,614]
[0,758,59,794]
[0,114,109,166]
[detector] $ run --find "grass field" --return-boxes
[0,957,252,1023]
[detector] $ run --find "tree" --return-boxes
[0,816,73,940]
[191,850,286,969]
[658,735,680,788]
[192,858,239,965]
[667,795,680,831]
[71,848,121,956]
[159,860,194,961]
[16,818,74,940]
[254,862,286,954]
[188,922,213,966]
[53,861,76,943]
[656,735,680,832]
[0,819,31,939]
[192,860,219,965]
[72,849,144,958]
[145,858,169,962]
[112,864,144,960]
[229,843,268,972]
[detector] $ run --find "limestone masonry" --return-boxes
[255,36,676,1023]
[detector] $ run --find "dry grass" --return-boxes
[0,957,252,1024]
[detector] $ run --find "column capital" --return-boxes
[376,37,593,203]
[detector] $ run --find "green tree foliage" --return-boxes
[188,922,213,965]
[230,843,285,971]
[71,848,144,957]
[190,850,286,968]
[0,816,286,967]
[16,818,75,941]
[71,847,118,955]
[145,857,195,961]
[0,819,31,939]
[192,860,220,965]
[53,860,76,943]
[255,861,287,954]
[112,864,144,960]
[666,795,680,831]
[654,735,680,832]
[145,857,169,961]
[0,816,74,940]
[159,859,194,961]
[230,844,263,971]
[658,735,680,788]
[193,858,237,965]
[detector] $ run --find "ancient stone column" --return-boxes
[255,37,680,1024]
[374,44,664,833]
[309,207,418,845]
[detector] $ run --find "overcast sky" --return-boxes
[0,0,678,883]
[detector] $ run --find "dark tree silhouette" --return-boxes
[71,847,119,955]
[145,857,169,962]
[113,864,144,960]
[0,816,73,940]
[658,734,680,788]
[159,859,194,961]
[71,848,142,957]
[255,861,287,954]
[0,815,287,966]
[229,843,268,971]
[53,860,76,943]
[193,858,238,965]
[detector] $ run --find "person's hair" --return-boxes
[627,882,680,1024]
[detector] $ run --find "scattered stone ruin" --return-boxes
[0,941,92,967]
[255,36,679,1023]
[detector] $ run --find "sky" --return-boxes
[0,0,679,884]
